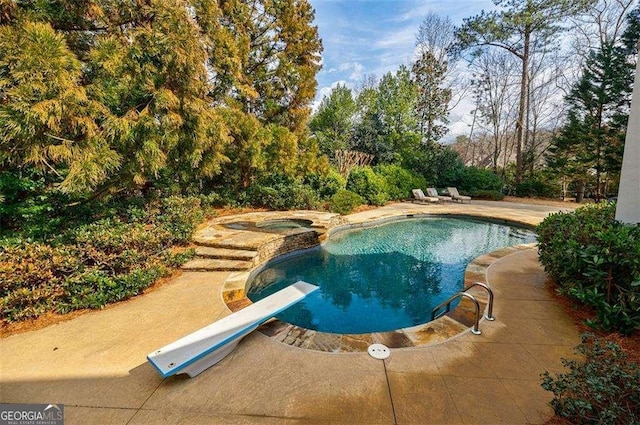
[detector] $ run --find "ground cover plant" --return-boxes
[541,333,640,424]
[537,202,640,335]
[0,196,203,324]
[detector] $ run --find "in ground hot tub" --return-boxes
[255,219,313,231]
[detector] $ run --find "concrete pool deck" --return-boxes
[0,201,582,424]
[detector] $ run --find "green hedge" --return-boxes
[537,203,640,335]
[246,174,319,210]
[443,166,502,195]
[330,189,364,215]
[0,196,202,323]
[515,176,560,198]
[304,170,346,200]
[374,164,426,201]
[346,166,389,206]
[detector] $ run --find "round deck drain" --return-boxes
[368,344,391,360]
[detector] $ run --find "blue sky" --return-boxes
[308,0,498,138]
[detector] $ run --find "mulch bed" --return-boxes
[546,277,640,364]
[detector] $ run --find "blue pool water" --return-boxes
[247,217,536,334]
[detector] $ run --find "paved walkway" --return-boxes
[0,201,581,424]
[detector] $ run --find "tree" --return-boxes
[308,84,357,158]
[233,0,323,136]
[376,66,418,136]
[0,21,116,193]
[546,112,591,202]
[412,50,451,144]
[350,82,394,163]
[414,12,466,144]
[566,41,634,200]
[454,0,593,183]
[416,12,456,64]
[548,4,637,201]
[348,67,420,164]
[1,0,325,201]
[571,0,636,56]
[469,49,519,175]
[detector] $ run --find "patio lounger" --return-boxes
[446,187,471,203]
[426,187,452,202]
[147,281,318,378]
[412,189,440,204]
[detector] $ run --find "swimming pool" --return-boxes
[246,217,536,334]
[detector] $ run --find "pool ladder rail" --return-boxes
[431,282,495,335]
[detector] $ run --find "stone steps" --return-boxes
[194,246,257,261]
[182,244,258,272]
[182,258,254,272]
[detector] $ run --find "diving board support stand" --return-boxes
[147,281,318,378]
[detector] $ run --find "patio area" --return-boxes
[0,201,582,424]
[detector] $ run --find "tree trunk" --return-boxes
[515,26,530,184]
[576,180,585,203]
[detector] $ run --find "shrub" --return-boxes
[330,189,364,215]
[470,190,505,200]
[304,169,346,200]
[443,166,502,194]
[515,176,560,198]
[537,203,640,335]
[346,166,389,206]
[0,196,202,324]
[247,174,320,210]
[0,242,79,321]
[374,164,426,201]
[541,333,640,424]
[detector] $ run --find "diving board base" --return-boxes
[179,336,243,378]
[147,281,318,378]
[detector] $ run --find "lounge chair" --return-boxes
[412,189,440,203]
[446,187,471,203]
[426,187,452,202]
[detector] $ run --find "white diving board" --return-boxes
[147,281,318,378]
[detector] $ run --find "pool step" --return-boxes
[182,258,254,272]
[194,246,257,261]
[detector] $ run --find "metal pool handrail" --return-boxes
[463,282,495,321]
[430,282,495,335]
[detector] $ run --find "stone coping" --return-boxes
[193,210,345,249]
[219,211,538,353]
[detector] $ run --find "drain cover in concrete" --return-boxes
[367,343,391,360]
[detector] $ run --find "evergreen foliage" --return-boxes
[346,166,389,206]
[412,50,451,144]
[454,0,593,183]
[547,19,636,201]
[0,0,323,199]
[1,196,203,322]
[541,333,640,424]
[308,65,464,189]
[309,84,357,158]
[537,203,640,335]
[329,189,364,215]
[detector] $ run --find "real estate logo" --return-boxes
[0,404,64,425]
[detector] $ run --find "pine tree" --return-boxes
[0,20,117,193]
[454,0,593,183]
[1,0,324,198]
[234,0,322,136]
[564,41,634,201]
[309,84,357,158]
[412,50,451,144]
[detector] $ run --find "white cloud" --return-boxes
[391,1,496,25]
[312,79,353,112]
[374,26,417,49]
[337,62,365,81]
